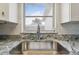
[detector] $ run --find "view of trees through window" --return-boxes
[24,3,54,32]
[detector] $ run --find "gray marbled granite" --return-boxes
[21,33,79,55]
[0,34,79,55]
[21,33,57,40]
[55,34,79,55]
[0,35,21,40]
[52,34,79,41]
[0,39,22,55]
[21,33,79,41]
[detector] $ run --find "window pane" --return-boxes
[25,17,54,31]
[25,3,53,16]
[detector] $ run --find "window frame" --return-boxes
[23,3,55,33]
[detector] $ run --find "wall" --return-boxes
[0,3,22,35]
[10,3,22,35]
[1,3,79,35]
[55,3,79,34]
[71,4,79,21]
[0,23,17,35]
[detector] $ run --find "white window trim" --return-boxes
[22,3,56,33]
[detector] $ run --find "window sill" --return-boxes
[21,30,57,34]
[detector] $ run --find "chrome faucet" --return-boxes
[37,24,40,40]
[33,18,42,40]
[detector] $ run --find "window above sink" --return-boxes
[23,3,56,33]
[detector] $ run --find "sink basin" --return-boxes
[28,42,52,50]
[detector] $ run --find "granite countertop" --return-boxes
[0,38,79,55]
[0,39,22,55]
[22,39,72,52]
[0,38,54,55]
[54,40,72,52]
[54,40,79,54]
[22,39,73,54]
[22,38,54,42]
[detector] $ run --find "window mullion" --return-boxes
[25,16,53,17]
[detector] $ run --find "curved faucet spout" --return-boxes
[37,24,40,40]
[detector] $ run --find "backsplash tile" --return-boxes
[56,34,79,41]
[21,33,57,40]
[0,35,21,40]
[0,35,9,40]
[0,34,79,41]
